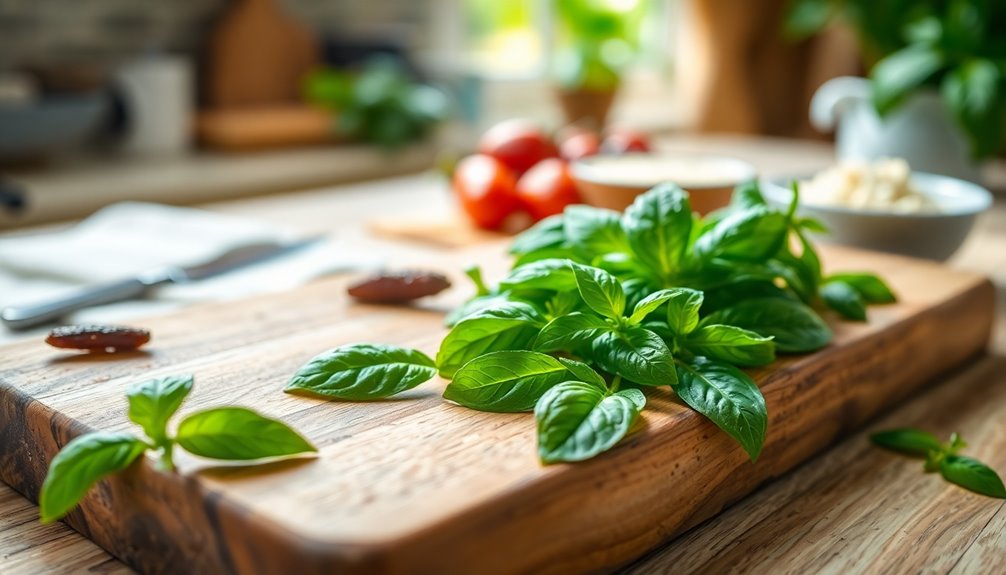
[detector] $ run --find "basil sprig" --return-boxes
[40,375,316,523]
[872,429,1006,499]
[280,182,896,466]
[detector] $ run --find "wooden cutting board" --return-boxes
[0,242,994,575]
[205,0,317,108]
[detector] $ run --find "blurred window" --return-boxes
[457,0,674,80]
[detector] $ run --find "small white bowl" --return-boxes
[762,172,993,261]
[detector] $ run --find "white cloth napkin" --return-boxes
[0,202,380,342]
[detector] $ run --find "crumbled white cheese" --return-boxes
[802,158,939,213]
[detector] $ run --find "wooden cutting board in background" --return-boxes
[0,243,994,574]
[206,0,318,108]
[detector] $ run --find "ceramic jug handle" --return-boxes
[810,76,872,133]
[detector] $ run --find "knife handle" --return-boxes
[1,278,151,331]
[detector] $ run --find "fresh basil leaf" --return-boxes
[286,343,437,400]
[39,432,148,523]
[535,382,644,464]
[826,272,896,304]
[947,432,967,454]
[702,297,832,353]
[513,246,577,268]
[509,214,566,255]
[464,265,489,297]
[872,45,944,116]
[686,325,776,367]
[444,350,586,412]
[621,277,658,312]
[693,206,789,263]
[798,216,829,234]
[620,387,647,410]
[821,280,867,321]
[126,374,193,443]
[445,293,523,327]
[592,327,677,386]
[768,255,814,304]
[499,259,577,292]
[544,290,583,320]
[556,357,607,390]
[622,183,692,278]
[176,407,316,461]
[701,281,792,314]
[942,59,1004,159]
[939,455,1006,499]
[563,205,629,255]
[775,227,821,304]
[870,428,943,458]
[627,288,678,325]
[665,288,704,336]
[569,262,625,319]
[730,180,768,210]
[436,302,544,378]
[534,312,612,353]
[642,320,675,342]
[674,357,767,461]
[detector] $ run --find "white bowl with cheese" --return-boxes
[762,160,992,261]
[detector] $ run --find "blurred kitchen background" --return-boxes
[0,0,1002,228]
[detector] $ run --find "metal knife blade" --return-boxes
[166,237,323,283]
[1,236,324,331]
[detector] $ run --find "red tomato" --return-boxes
[515,158,581,221]
[601,129,651,154]
[559,131,600,161]
[453,154,520,230]
[479,119,558,176]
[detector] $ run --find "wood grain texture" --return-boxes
[625,355,1006,575]
[0,485,132,574]
[0,243,995,575]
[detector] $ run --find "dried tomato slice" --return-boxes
[347,271,451,304]
[46,325,151,352]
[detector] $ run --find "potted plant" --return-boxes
[553,0,645,128]
[788,0,1006,181]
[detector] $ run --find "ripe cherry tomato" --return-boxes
[601,129,651,154]
[453,154,520,230]
[559,131,600,161]
[515,158,581,221]
[479,119,558,176]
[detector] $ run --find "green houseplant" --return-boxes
[553,0,647,127]
[788,0,1006,162]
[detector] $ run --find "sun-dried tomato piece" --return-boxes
[45,325,151,352]
[347,271,451,304]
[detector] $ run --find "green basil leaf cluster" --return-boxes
[872,428,1006,499]
[283,182,896,466]
[39,375,316,523]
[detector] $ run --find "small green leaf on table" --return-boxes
[287,343,437,400]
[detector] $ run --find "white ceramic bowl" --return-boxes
[762,172,993,261]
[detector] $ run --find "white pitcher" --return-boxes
[810,76,980,183]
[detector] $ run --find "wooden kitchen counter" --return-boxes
[2,135,1004,574]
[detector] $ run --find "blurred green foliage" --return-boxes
[786,0,1006,158]
[303,58,450,149]
[554,0,648,91]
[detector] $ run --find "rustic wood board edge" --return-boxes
[0,276,996,575]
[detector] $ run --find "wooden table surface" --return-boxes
[2,135,1004,574]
